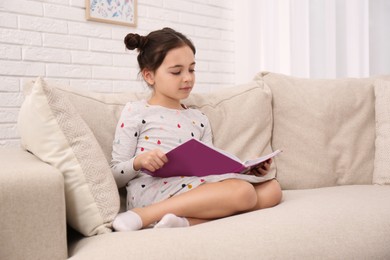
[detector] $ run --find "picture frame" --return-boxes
[86,0,137,27]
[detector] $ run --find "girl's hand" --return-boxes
[250,158,272,176]
[133,149,168,172]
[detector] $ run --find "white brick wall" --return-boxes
[0,0,235,147]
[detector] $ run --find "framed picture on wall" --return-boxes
[86,0,137,27]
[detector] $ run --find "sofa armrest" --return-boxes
[0,148,67,260]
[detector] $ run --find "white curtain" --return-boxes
[234,0,390,83]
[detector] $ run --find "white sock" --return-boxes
[154,213,189,229]
[113,211,143,231]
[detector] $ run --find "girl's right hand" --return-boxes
[133,149,168,172]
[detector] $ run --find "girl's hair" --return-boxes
[124,27,196,73]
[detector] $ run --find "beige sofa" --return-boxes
[1,72,390,259]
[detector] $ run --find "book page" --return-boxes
[243,149,282,168]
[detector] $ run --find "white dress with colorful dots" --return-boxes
[111,100,274,209]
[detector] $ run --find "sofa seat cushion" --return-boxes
[68,185,390,259]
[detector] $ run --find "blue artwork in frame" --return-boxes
[86,0,137,27]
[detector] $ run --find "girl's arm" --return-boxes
[110,103,141,188]
[133,148,168,172]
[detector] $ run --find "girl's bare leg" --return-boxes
[186,217,210,226]
[250,179,283,211]
[113,178,283,231]
[154,179,282,227]
[133,179,258,228]
[183,180,282,226]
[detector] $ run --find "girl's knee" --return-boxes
[270,180,282,206]
[224,179,258,211]
[259,179,283,209]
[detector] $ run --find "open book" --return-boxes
[142,139,282,178]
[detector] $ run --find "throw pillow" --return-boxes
[185,79,274,163]
[18,78,120,236]
[373,79,390,184]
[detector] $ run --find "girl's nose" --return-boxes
[183,71,194,82]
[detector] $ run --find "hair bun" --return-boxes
[124,33,147,51]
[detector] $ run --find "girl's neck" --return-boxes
[148,96,184,110]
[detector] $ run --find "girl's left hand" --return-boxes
[249,158,272,176]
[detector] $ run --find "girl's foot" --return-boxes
[113,210,143,231]
[154,213,189,228]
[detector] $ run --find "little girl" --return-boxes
[111,27,282,231]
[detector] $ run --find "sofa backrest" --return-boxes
[20,73,390,193]
[18,73,390,236]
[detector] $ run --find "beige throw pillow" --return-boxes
[185,80,274,163]
[18,78,120,236]
[59,79,275,172]
[59,89,148,163]
[261,72,376,189]
[373,79,390,184]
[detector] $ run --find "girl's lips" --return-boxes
[180,87,193,91]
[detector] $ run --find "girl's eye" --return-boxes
[171,69,195,75]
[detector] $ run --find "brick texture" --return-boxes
[0,0,235,147]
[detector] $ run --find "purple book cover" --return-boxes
[143,139,281,178]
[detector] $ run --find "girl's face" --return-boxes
[143,45,195,109]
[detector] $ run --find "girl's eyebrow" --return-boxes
[168,62,196,69]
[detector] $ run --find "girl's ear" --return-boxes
[142,69,155,86]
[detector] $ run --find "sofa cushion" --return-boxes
[60,88,148,163]
[261,72,376,189]
[60,79,274,171]
[68,185,390,259]
[373,79,390,184]
[185,80,274,162]
[18,78,120,237]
